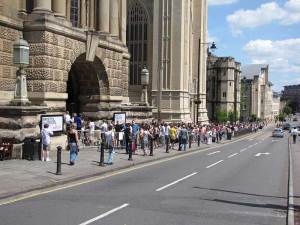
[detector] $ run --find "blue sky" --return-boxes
[208,0,300,91]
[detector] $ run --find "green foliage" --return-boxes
[250,114,258,122]
[277,112,286,122]
[283,105,292,115]
[216,109,228,123]
[228,111,235,122]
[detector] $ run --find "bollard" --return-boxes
[56,146,62,175]
[197,134,200,147]
[99,132,105,166]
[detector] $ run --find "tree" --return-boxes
[216,109,228,123]
[283,105,292,115]
[228,111,235,122]
[250,114,257,122]
[277,112,286,122]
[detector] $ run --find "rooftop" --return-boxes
[241,64,268,79]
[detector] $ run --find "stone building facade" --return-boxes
[240,64,274,121]
[282,84,300,113]
[126,0,209,123]
[206,54,241,121]
[0,0,152,141]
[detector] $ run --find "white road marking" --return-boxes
[255,152,270,157]
[207,151,221,156]
[253,143,258,146]
[228,153,238,158]
[248,139,253,141]
[248,144,254,148]
[79,203,129,225]
[206,160,224,169]
[156,172,198,192]
[240,148,247,152]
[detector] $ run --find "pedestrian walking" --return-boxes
[41,123,53,162]
[179,125,188,151]
[105,125,115,165]
[67,123,80,165]
[291,127,298,144]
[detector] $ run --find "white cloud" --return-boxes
[208,0,238,6]
[243,38,300,90]
[227,1,300,35]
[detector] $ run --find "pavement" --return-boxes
[0,131,260,201]
[290,135,300,225]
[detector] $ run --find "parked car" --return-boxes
[297,126,300,136]
[293,117,298,121]
[272,128,284,138]
[283,123,291,130]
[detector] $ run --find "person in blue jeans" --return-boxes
[105,125,115,165]
[68,124,80,165]
[179,125,188,151]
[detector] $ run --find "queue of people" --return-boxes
[62,111,266,166]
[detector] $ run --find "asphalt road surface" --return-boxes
[0,127,290,225]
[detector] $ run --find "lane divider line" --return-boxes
[155,172,198,192]
[240,148,247,152]
[228,153,238,158]
[78,203,129,225]
[207,151,221,156]
[206,160,224,169]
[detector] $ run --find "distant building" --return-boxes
[240,64,275,121]
[207,54,241,121]
[272,92,280,118]
[281,84,300,113]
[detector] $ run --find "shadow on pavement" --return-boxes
[193,186,286,199]
[203,198,287,211]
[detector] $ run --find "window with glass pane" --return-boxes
[71,0,79,27]
[127,1,148,85]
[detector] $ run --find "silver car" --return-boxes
[272,128,284,138]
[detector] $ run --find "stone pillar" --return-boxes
[89,0,95,29]
[120,0,127,44]
[19,0,27,13]
[98,0,110,33]
[53,0,66,18]
[110,0,119,37]
[81,0,87,28]
[66,0,71,20]
[33,0,52,13]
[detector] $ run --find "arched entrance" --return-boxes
[66,54,109,118]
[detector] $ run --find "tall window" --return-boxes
[127,1,148,85]
[70,0,79,27]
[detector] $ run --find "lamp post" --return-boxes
[141,66,149,106]
[11,37,30,105]
[195,39,216,124]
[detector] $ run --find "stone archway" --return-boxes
[66,53,109,119]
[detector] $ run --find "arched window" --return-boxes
[127,1,148,85]
[70,0,79,27]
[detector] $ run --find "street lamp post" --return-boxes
[11,37,30,105]
[195,39,216,124]
[141,66,149,106]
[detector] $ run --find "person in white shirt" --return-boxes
[291,127,298,144]
[41,123,53,162]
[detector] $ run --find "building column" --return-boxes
[18,0,27,13]
[120,0,127,44]
[81,0,87,27]
[89,0,95,29]
[109,0,120,37]
[53,0,66,18]
[33,0,52,13]
[98,0,110,33]
[66,0,71,20]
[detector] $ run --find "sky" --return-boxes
[207,0,300,91]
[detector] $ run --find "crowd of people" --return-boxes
[60,111,266,166]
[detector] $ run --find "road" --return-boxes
[0,127,290,225]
